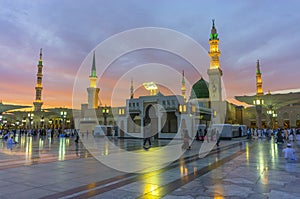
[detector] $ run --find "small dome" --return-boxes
[190,78,209,99]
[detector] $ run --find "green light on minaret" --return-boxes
[90,51,97,78]
[256,60,261,74]
[210,19,219,40]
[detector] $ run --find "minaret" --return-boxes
[87,51,100,109]
[130,78,134,99]
[207,19,223,102]
[256,60,263,96]
[181,70,186,102]
[33,48,44,112]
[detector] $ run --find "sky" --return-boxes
[1,0,300,109]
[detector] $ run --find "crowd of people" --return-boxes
[246,127,299,161]
[0,128,79,150]
[0,128,78,139]
[246,128,300,142]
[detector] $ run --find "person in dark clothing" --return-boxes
[143,118,152,148]
[75,130,79,143]
[216,130,221,146]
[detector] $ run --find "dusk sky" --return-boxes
[1,0,300,109]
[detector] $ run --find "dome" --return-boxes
[190,77,209,99]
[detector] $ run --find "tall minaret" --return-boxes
[207,19,223,102]
[130,78,134,99]
[181,70,186,102]
[33,48,44,112]
[87,51,100,109]
[256,60,263,96]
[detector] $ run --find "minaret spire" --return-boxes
[39,48,42,61]
[90,51,97,78]
[87,51,100,109]
[130,78,134,99]
[33,48,44,112]
[181,70,186,102]
[256,59,263,96]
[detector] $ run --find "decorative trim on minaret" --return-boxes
[33,48,44,112]
[256,59,263,96]
[130,78,134,99]
[87,51,100,109]
[208,19,221,70]
[181,70,186,102]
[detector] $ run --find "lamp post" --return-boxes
[102,106,109,126]
[253,98,264,129]
[0,114,2,130]
[60,111,67,132]
[40,116,45,129]
[22,117,26,134]
[272,112,278,129]
[3,119,7,130]
[28,112,34,129]
[49,119,53,128]
[267,109,274,129]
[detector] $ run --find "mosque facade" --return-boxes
[2,21,300,134]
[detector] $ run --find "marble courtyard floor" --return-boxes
[0,135,300,199]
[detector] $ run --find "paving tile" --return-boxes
[1,137,300,199]
[88,189,141,199]
[269,190,300,199]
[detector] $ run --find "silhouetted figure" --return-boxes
[143,118,152,148]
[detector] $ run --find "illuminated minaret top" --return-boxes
[181,70,186,102]
[130,78,134,99]
[33,48,44,112]
[87,51,100,109]
[256,60,263,96]
[89,51,97,88]
[208,19,221,70]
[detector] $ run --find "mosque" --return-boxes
[80,20,300,139]
[81,20,232,138]
[1,21,300,135]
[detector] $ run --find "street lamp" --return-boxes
[272,112,278,129]
[40,116,45,129]
[28,112,34,129]
[49,119,53,128]
[102,106,109,125]
[3,119,7,130]
[22,117,26,130]
[0,114,2,130]
[267,109,274,129]
[60,111,67,131]
[253,98,264,129]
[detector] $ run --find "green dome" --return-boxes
[190,78,209,99]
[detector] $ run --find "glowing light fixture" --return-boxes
[143,82,158,96]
